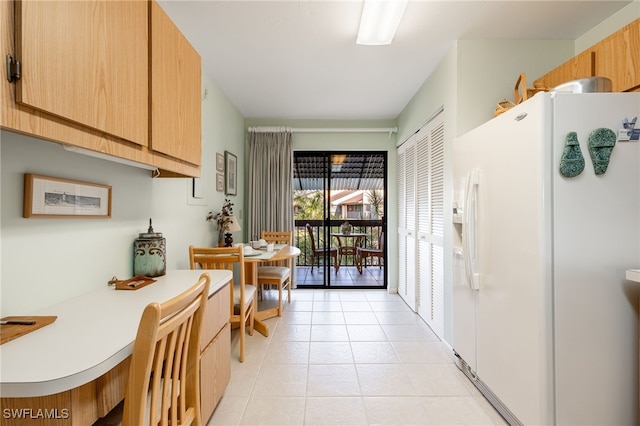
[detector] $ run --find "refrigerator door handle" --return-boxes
[463,169,481,290]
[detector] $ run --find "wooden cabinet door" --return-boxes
[150,1,201,166]
[593,19,640,92]
[200,324,231,423]
[15,0,148,147]
[200,284,230,353]
[533,50,595,90]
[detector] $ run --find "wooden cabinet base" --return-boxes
[200,324,231,422]
[0,358,129,426]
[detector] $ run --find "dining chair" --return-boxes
[258,230,292,315]
[356,231,385,274]
[122,272,210,426]
[306,223,339,273]
[189,246,256,363]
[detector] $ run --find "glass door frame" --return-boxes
[294,150,388,289]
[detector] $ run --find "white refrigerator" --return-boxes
[452,92,640,425]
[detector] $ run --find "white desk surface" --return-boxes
[0,269,232,398]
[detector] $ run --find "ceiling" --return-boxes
[157,0,631,120]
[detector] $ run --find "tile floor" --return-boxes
[207,288,508,425]
[296,266,384,287]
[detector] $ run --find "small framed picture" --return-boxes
[216,152,224,172]
[216,173,224,192]
[225,151,237,195]
[24,173,112,218]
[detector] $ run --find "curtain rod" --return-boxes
[248,126,398,135]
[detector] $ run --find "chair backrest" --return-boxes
[123,273,210,426]
[261,230,292,245]
[189,245,244,274]
[305,223,317,251]
[188,245,248,312]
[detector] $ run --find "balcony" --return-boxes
[293,219,385,287]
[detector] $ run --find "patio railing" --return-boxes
[293,219,384,268]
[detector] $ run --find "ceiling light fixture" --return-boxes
[357,0,408,45]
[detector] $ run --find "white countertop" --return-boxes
[626,269,640,283]
[0,269,232,398]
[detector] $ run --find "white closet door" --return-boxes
[416,127,432,322]
[416,118,445,337]
[396,139,416,310]
[396,146,407,299]
[405,141,417,310]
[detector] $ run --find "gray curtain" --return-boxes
[248,129,293,240]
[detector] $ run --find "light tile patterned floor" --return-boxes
[207,289,507,426]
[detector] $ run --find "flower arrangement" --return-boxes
[206,198,234,230]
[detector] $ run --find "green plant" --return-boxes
[206,198,234,230]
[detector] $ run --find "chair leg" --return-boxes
[249,298,256,336]
[239,313,245,363]
[277,282,283,316]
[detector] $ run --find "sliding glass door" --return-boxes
[293,151,387,288]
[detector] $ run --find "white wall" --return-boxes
[0,71,245,316]
[456,39,574,136]
[575,0,640,52]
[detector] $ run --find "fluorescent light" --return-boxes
[357,0,408,45]
[63,145,158,171]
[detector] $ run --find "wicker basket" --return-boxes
[494,73,547,117]
[494,99,516,117]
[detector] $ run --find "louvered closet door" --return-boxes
[397,146,407,298]
[416,119,445,337]
[396,138,417,310]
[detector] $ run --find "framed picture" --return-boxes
[216,152,224,172]
[216,173,224,192]
[224,151,237,195]
[23,173,112,218]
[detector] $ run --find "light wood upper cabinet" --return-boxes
[534,18,639,92]
[533,50,594,90]
[15,0,149,147]
[1,0,202,177]
[150,1,202,166]
[592,19,640,92]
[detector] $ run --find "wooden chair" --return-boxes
[258,230,292,316]
[123,273,210,426]
[306,223,339,272]
[356,231,384,274]
[189,246,256,363]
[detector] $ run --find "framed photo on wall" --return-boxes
[216,152,224,172]
[23,173,112,218]
[224,151,237,195]
[216,173,224,192]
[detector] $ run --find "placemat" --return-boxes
[0,316,57,345]
[108,275,157,291]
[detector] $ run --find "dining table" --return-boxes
[243,243,300,337]
[330,232,366,267]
